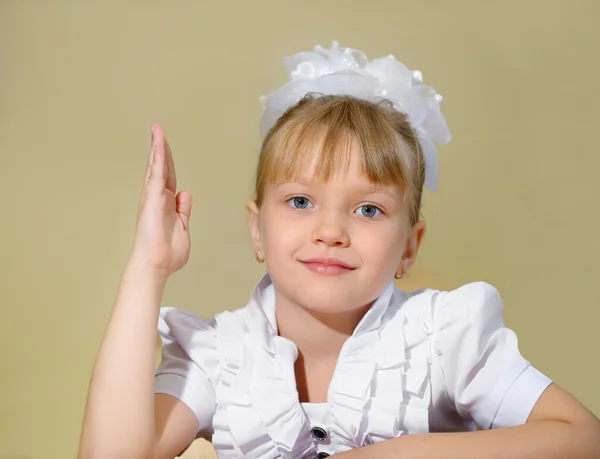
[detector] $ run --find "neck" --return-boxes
[274,291,372,361]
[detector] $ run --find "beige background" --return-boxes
[1,1,599,458]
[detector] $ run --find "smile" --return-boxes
[299,257,357,276]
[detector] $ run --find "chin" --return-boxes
[292,282,369,315]
[269,265,380,313]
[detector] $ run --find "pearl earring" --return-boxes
[255,250,265,263]
[395,269,405,279]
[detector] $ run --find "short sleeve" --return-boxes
[434,282,552,430]
[155,307,220,435]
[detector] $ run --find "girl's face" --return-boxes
[248,137,425,315]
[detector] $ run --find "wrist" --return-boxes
[335,436,409,459]
[354,436,411,459]
[124,257,171,285]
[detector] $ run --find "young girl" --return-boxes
[79,42,600,459]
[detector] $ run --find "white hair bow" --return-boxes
[259,41,451,192]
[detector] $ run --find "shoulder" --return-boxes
[438,281,502,308]
[397,280,499,305]
[434,281,504,326]
[383,282,504,339]
[157,305,250,364]
[392,281,502,316]
[158,307,215,333]
[158,304,250,337]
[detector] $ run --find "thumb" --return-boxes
[176,190,193,231]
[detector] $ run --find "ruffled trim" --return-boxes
[328,287,435,451]
[394,290,435,435]
[326,283,398,451]
[249,335,315,458]
[328,328,381,449]
[212,274,315,459]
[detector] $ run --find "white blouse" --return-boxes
[155,273,552,459]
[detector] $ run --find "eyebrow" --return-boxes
[275,179,397,196]
[353,184,395,195]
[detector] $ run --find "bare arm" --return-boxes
[337,383,600,459]
[78,124,198,459]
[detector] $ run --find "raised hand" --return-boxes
[130,123,193,276]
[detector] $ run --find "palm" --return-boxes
[162,191,191,273]
[132,124,193,275]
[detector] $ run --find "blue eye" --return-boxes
[356,205,382,218]
[288,196,313,209]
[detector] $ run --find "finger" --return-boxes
[176,190,192,231]
[144,125,156,186]
[164,137,177,194]
[148,123,167,186]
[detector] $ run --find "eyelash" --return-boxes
[286,196,384,218]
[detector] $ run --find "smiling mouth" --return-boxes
[299,257,357,276]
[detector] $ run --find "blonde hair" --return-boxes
[254,94,425,224]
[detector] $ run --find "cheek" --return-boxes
[355,224,405,264]
[261,207,306,252]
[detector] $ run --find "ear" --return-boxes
[400,220,426,272]
[246,200,263,254]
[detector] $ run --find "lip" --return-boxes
[299,257,357,275]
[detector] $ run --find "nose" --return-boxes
[312,209,350,248]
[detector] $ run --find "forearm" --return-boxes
[339,420,600,459]
[79,261,169,459]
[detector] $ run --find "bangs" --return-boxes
[260,96,416,190]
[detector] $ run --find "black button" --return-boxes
[310,426,328,441]
[317,453,330,459]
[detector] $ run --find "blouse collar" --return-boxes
[246,272,396,351]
